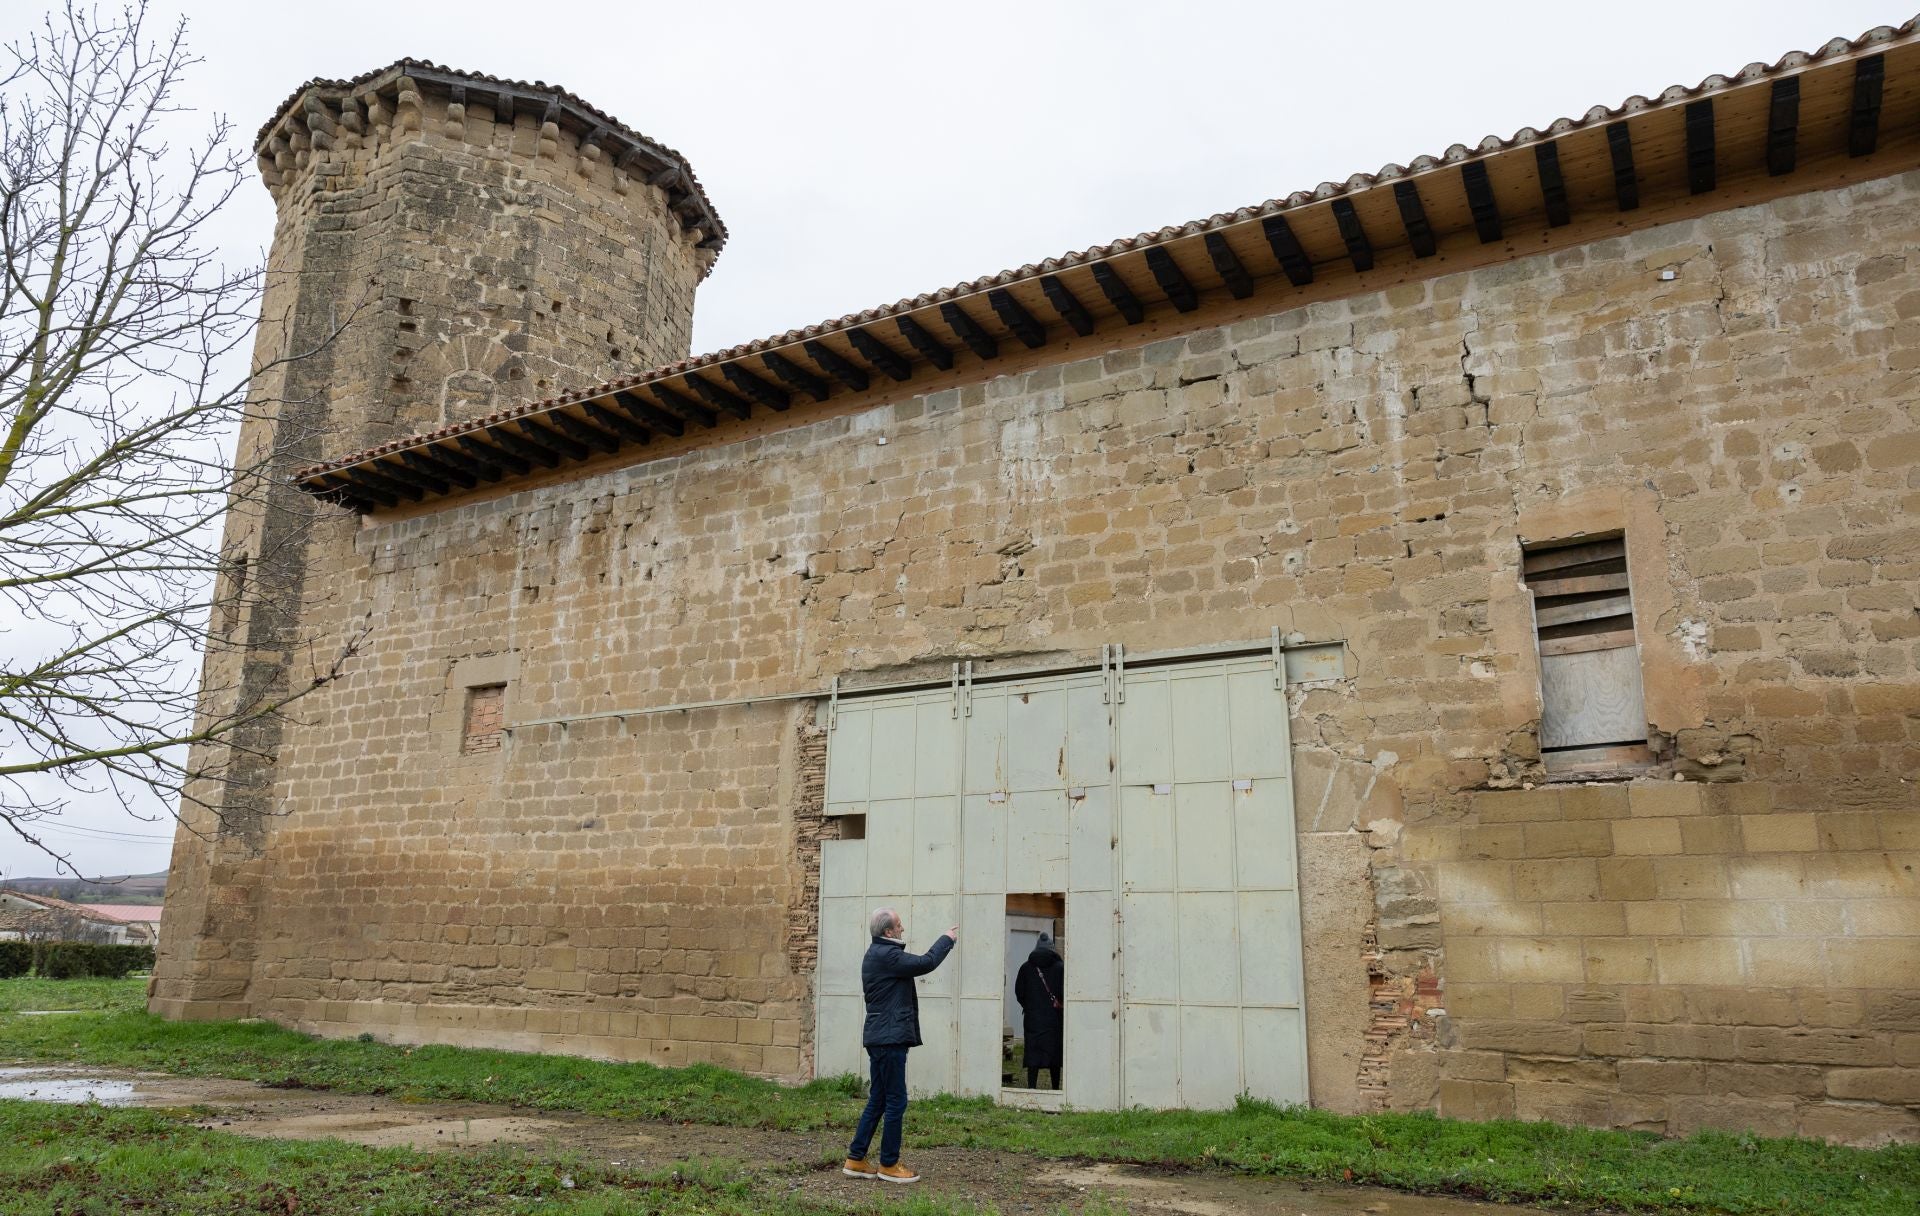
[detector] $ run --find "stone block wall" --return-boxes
[163,163,1920,1142]
[1427,782,1920,1143]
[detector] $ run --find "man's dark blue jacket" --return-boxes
[861,933,954,1048]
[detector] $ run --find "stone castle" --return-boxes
[157,23,1920,1144]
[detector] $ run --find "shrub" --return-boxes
[0,941,30,979]
[26,942,154,978]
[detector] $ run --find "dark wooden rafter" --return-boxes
[803,339,871,391]
[1203,233,1255,298]
[549,410,621,455]
[401,446,475,489]
[320,474,387,510]
[487,426,561,469]
[685,374,753,421]
[350,463,426,502]
[1765,76,1800,176]
[1144,247,1198,312]
[851,326,920,378]
[519,416,590,461]
[1684,99,1716,194]
[1606,123,1639,210]
[459,432,533,475]
[894,317,953,371]
[1039,275,1095,336]
[423,440,503,483]
[1389,182,1438,257]
[987,288,1047,349]
[1089,263,1144,323]
[1460,162,1502,243]
[612,389,687,437]
[1260,215,1314,286]
[379,456,447,496]
[1533,142,1571,227]
[1849,54,1884,157]
[1329,199,1375,271]
[721,363,792,412]
[645,385,716,428]
[762,351,831,401]
[939,302,999,359]
[583,400,652,445]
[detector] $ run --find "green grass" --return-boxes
[0,1100,991,1215]
[3,980,1917,1215]
[0,977,145,1014]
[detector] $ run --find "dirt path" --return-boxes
[0,1066,1554,1216]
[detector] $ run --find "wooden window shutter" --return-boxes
[1522,536,1649,767]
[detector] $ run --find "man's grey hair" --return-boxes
[869,907,898,938]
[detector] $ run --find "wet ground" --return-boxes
[0,1065,1559,1215]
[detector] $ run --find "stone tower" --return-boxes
[150,63,722,1017]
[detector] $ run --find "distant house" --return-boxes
[0,891,159,945]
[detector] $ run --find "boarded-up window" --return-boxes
[461,684,506,755]
[1522,536,1649,772]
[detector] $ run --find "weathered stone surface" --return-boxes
[157,66,1920,1149]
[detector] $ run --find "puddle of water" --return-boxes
[0,1070,138,1105]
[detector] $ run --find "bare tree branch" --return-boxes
[0,1,365,876]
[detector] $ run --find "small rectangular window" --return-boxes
[460,683,507,755]
[1522,536,1649,773]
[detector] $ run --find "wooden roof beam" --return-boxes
[645,385,717,429]
[520,416,592,461]
[721,363,791,412]
[1040,275,1095,336]
[612,390,686,437]
[401,447,474,489]
[1144,247,1198,312]
[1203,233,1256,298]
[459,432,534,475]
[488,426,562,469]
[1533,142,1572,227]
[584,400,653,445]
[1850,54,1884,157]
[1390,182,1438,256]
[1089,263,1144,324]
[549,410,622,455]
[685,374,753,421]
[1329,198,1376,271]
[763,351,831,402]
[853,325,922,378]
[318,472,393,510]
[350,463,427,502]
[939,302,999,360]
[893,317,953,371]
[987,288,1047,349]
[1607,123,1639,211]
[422,441,503,483]
[1261,215,1314,286]
[1766,76,1799,176]
[803,339,871,391]
[375,457,447,496]
[1685,99,1716,194]
[1460,162,1502,243]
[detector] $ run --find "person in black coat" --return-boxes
[1013,933,1065,1090]
[843,907,955,1184]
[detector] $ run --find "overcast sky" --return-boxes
[2,0,1897,879]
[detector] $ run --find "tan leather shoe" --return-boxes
[877,1162,921,1184]
[842,1157,878,1179]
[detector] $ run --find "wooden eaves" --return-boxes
[295,20,1920,515]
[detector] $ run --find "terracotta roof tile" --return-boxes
[295,15,1918,484]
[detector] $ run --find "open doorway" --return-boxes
[1003,893,1065,1093]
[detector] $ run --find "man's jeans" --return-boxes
[848,1045,910,1166]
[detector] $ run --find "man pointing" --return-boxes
[842,907,957,1184]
